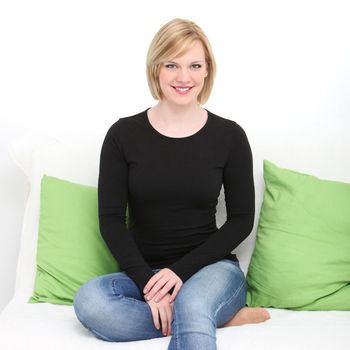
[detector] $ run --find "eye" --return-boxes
[165,64,177,70]
[191,64,202,70]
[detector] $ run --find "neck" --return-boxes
[152,101,204,125]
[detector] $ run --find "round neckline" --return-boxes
[145,108,211,140]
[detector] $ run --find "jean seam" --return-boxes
[213,276,246,321]
[110,277,152,315]
[171,303,180,350]
[111,278,118,295]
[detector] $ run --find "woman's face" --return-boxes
[158,40,208,107]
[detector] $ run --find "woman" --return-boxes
[74,18,270,349]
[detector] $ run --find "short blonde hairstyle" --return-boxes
[146,18,216,105]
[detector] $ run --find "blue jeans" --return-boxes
[73,259,246,350]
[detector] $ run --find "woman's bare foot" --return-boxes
[222,307,270,327]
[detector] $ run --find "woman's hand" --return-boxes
[146,293,173,336]
[143,268,183,303]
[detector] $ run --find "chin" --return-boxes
[171,99,197,107]
[168,95,199,106]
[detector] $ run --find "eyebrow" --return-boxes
[166,60,206,64]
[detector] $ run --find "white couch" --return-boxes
[1,125,349,350]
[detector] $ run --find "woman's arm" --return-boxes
[98,121,154,293]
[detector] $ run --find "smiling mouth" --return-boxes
[172,86,193,94]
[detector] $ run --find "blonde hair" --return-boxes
[146,18,216,105]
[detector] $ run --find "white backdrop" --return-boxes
[1,0,349,312]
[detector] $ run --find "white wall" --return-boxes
[1,0,349,312]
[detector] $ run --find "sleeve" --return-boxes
[97,121,154,293]
[168,124,255,282]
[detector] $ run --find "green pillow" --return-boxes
[246,160,350,310]
[29,175,120,305]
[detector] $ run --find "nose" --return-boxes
[175,67,191,83]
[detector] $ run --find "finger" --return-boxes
[149,304,160,330]
[143,273,162,294]
[145,276,168,301]
[143,269,167,293]
[159,307,168,336]
[153,280,175,302]
[169,281,183,303]
[145,270,169,294]
[152,308,161,331]
[166,304,173,336]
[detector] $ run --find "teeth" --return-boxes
[176,87,190,92]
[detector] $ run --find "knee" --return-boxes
[222,263,247,308]
[216,261,247,300]
[173,261,247,318]
[174,291,210,320]
[73,276,107,328]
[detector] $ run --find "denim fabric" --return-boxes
[73,259,246,349]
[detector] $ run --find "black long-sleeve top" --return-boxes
[98,109,255,293]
